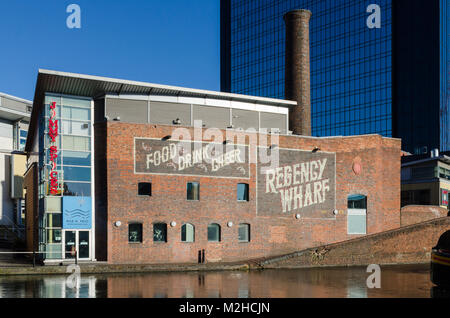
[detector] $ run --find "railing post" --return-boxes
[32,251,35,267]
[75,250,78,265]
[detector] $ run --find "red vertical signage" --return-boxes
[442,189,448,206]
[48,102,59,195]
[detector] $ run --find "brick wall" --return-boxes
[23,163,38,253]
[401,205,448,227]
[262,216,450,268]
[99,122,401,264]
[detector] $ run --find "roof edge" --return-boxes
[38,69,297,106]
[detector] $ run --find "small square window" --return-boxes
[187,182,200,201]
[237,183,249,201]
[138,183,152,196]
[129,223,143,243]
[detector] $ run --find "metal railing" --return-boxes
[0,250,80,267]
[0,214,25,241]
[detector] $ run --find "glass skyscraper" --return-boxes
[221,0,450,152]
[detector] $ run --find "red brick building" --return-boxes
[24,70,401,264]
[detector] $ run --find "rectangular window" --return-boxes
[347,210,367,235]
[187,182,200,201]
[63,182,91,197]
[62,120,90,136]
[129,223,143,243]
[63,166,91,182]
[44,197,61,212]
[62,151,91,166]
[138,183,152,196]
[62,106,91,121]
[181,224,195,242]
[153,223,167,242]
[238,224,250,242]
[46,213,62,228]
[46,229,62,243]
[237,183,249,201]
[61,135,90,152]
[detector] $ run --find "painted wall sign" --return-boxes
[63,196,92,229]
[135,138,250,179]
[257,148,336,219]
[48,101,59,195]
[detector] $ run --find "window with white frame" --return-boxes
[347,194,367,235]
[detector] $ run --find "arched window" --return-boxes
[181,223,195,242]
[153,223,167,242]
[347,194,367,235]
[238,223,250,242]
[207,223,221,242]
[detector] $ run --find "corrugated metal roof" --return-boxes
[25,69,296,152]
[36,69,295,105]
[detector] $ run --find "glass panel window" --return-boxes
[62,151,91,166]
[187,182,200,201]
[62,106,91,121]
[62,97,91,108]
[138,183,152,196]
[207,223,221,242]
[62,120,90,136]
[46,213,62,228]
[45,95,61,106]
[45,243,62,260]
[348,194,367,209]
[63,166,91,182]
[46,229,62,243]
[129,223,143,243]
[347,212,367,235]
[181,223,195,242]
[238,223,250,242]
[153,223,167,242]
[45,197,61,212]
[63,182,91,197]
[62,136,90,152]
[237,183,249,201]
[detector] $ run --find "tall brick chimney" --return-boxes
[284,9,312,136]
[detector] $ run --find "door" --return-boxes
[78,231,90,259]
[63,230,90,259]
[64,231,76,259]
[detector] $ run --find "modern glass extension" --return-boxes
[38,94,94,262]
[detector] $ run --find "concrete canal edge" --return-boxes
[0,263,251,276]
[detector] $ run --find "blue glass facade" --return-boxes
[38,94,93,261]
[221,0,450,152]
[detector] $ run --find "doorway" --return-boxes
[63,230,90,259]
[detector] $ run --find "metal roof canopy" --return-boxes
[26,69,296,152]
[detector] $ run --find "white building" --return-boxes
[0,92,31,245]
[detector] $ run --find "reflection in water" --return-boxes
[0,264,445,298]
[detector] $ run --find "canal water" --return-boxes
[0,264,442,298]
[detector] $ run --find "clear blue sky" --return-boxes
[0,0,220,101]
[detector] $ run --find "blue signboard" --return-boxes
[62,197,92,229]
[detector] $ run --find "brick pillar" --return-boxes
[284,9,312,136]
